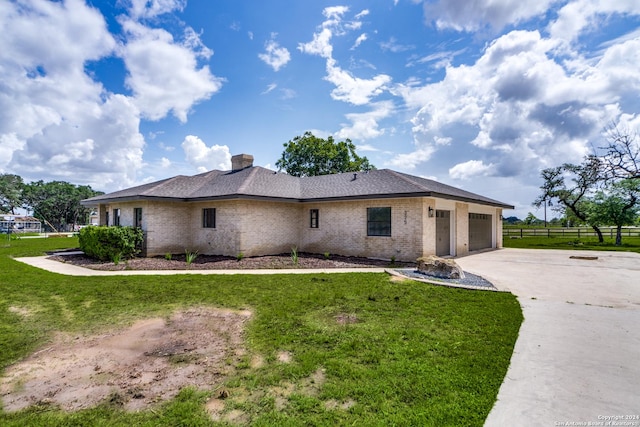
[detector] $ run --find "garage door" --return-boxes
[469,213,492,251]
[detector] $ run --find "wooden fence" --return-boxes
[503,227,640,239]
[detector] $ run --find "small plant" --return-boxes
[185,250,198,266]
[291,246,299,265]
[323,251,331,260]
[164,252,172,261]
[388,255,400,268]
[236,252,244,261]
[111,252,122,265]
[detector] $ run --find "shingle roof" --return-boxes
[82,167,513,209]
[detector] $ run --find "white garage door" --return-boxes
[469,213,492,251]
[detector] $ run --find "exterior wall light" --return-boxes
[428,206,434,217]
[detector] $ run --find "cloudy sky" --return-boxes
[2,0,640,218]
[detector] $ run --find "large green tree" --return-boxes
[23,181,101,231]
[0,174,25,214]
[535,156,605,242]
[586,179,640,246]
[276,132,374,177]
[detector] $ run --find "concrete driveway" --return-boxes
[456,248,640,427]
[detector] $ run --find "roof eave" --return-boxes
[82,191,514,209]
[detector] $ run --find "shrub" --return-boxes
[79,226,143,262]
[185,250,198,265]
[291,246,299,265]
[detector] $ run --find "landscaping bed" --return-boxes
[48,251,414,270]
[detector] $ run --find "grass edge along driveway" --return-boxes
[0,238,522,426]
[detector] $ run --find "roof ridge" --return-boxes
[139,175,182,196]
[186,170,222,196]
[385,169,430,192]
[236,167,260,194]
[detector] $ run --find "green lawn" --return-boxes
[0,237,522,426]
[503,235,640,252]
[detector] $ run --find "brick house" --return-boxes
[81,154,513,261]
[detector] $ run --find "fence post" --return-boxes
[578,229,580,238]
[520,228,523,238]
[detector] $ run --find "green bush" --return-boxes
[79,226,143,262]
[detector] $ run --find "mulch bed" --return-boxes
[48,251,415,271]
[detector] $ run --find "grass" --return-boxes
[0,238,522,426]
[503,235,640,252]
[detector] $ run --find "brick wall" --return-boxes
[300,198,428,262]
[98,197,503,259]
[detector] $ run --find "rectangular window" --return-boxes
[367,207,391,236]
[202,208,216,228]
[310,209,319,228]
[134,208,142,228]
[113,208,121,226]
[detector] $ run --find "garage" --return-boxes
[469,213,493,251]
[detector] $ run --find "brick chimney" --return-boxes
[231,154,254,171]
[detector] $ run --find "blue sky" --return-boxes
[2,0,640,218]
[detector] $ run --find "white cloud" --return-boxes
[335,101,394,140]
[181,135,231,172]
[160,157,172,168]
[549,0,640,44]
[0,0,227,191]
[300,8,391,105]
[449,160,494,180]
[423,0,560,31]
[258,34,291,71]
[380,37,414,53]
[262,83,277,95]
[10,94,145,189]
[298,27,334,58]
[325,60,391,105]
[126,0,186,19]
[351,33,368,49]
[388,146,436,170]
[390,19,640,186]
[0,0,146,189]
[120,19,224,123]
[355,144,379,152]
[280,88,297,100]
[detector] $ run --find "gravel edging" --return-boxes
[387,268,498,291]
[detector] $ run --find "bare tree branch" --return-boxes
[601,123,640,180]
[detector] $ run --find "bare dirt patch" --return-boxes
[48,251,413,271]
[0,307,251,412]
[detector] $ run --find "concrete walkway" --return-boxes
[14,256,387,276]
[456,248,640,427]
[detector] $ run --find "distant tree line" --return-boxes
[0,174,102,232]
[535,123,640,245]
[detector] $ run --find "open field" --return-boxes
[503,235,640,252]
[503,226,640,239]
[0,238,521,426]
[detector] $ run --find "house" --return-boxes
[81,154,513,261]
[0,215,42,234]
